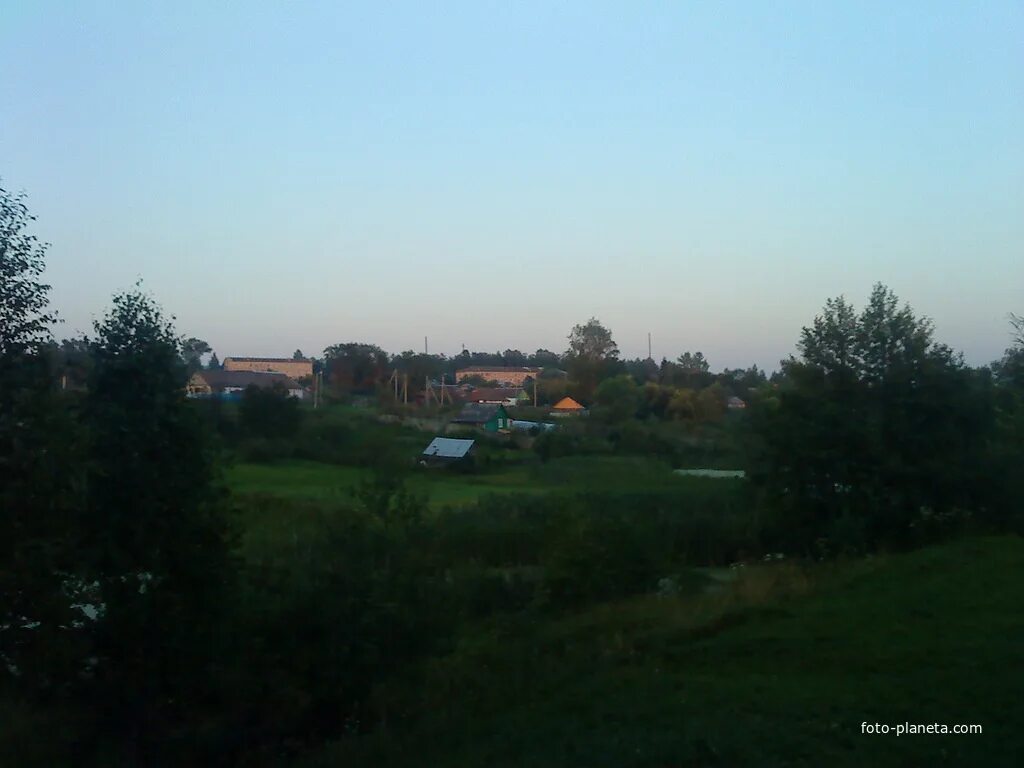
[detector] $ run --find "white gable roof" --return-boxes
[422,437,475,459]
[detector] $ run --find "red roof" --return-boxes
[551,396,585,411]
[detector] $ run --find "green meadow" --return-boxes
[307,535,1024,768]
[225,454,735,510]
[223,444,1024,767]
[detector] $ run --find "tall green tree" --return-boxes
[1009,313,1024,351]
[391,350,445,397]
[501,349,528,366]
[670,351,714,389]
[0,185,55,356]
[567,317,618,361]
[752,284,994,552]
[565,318,619,401]
[528,348,562,368]
[82,287,231,763]
[180,337,211,374]
[676,351,709,374]
[0,184,82,697]
[992,313,1024,526]
[719,365,767,396]
[324,342,390,394]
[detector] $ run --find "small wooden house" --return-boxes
[450,403,512,432]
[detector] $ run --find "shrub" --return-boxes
[239,384,303,439]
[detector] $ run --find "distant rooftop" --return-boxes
[422,437,475,459]
[457,365,541,373]
[551,396,585,411]
[451,402,505,424]
[192,369,301,389]
[223,356,311,363]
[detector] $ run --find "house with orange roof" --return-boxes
[550,396,586,416]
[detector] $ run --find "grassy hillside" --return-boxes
[308,536,1024,768]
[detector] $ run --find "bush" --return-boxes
[239,384,303,439]
[434,488,761,611]
[533,427,610,462]
[222,481,448,755]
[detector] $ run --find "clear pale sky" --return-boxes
[2,1,1022,371]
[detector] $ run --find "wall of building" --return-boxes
[456,369,537,386]
[224,358,313,379]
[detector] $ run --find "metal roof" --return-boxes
[422,437,475,459]
[224,356,311,363]
[192,369,301,389]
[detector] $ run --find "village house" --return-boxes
[550,396,586,416]
[455,366,541,387]
[223,356,313,380]
[449,403,512,432]
[187,369,305,400]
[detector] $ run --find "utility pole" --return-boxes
[424,336,428,355]
[648,332,652,361]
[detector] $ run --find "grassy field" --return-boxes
[226,460,543,508]
[225,455,738,510]
[308,535,1024,767]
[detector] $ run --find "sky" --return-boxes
[2,1,1022,371]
